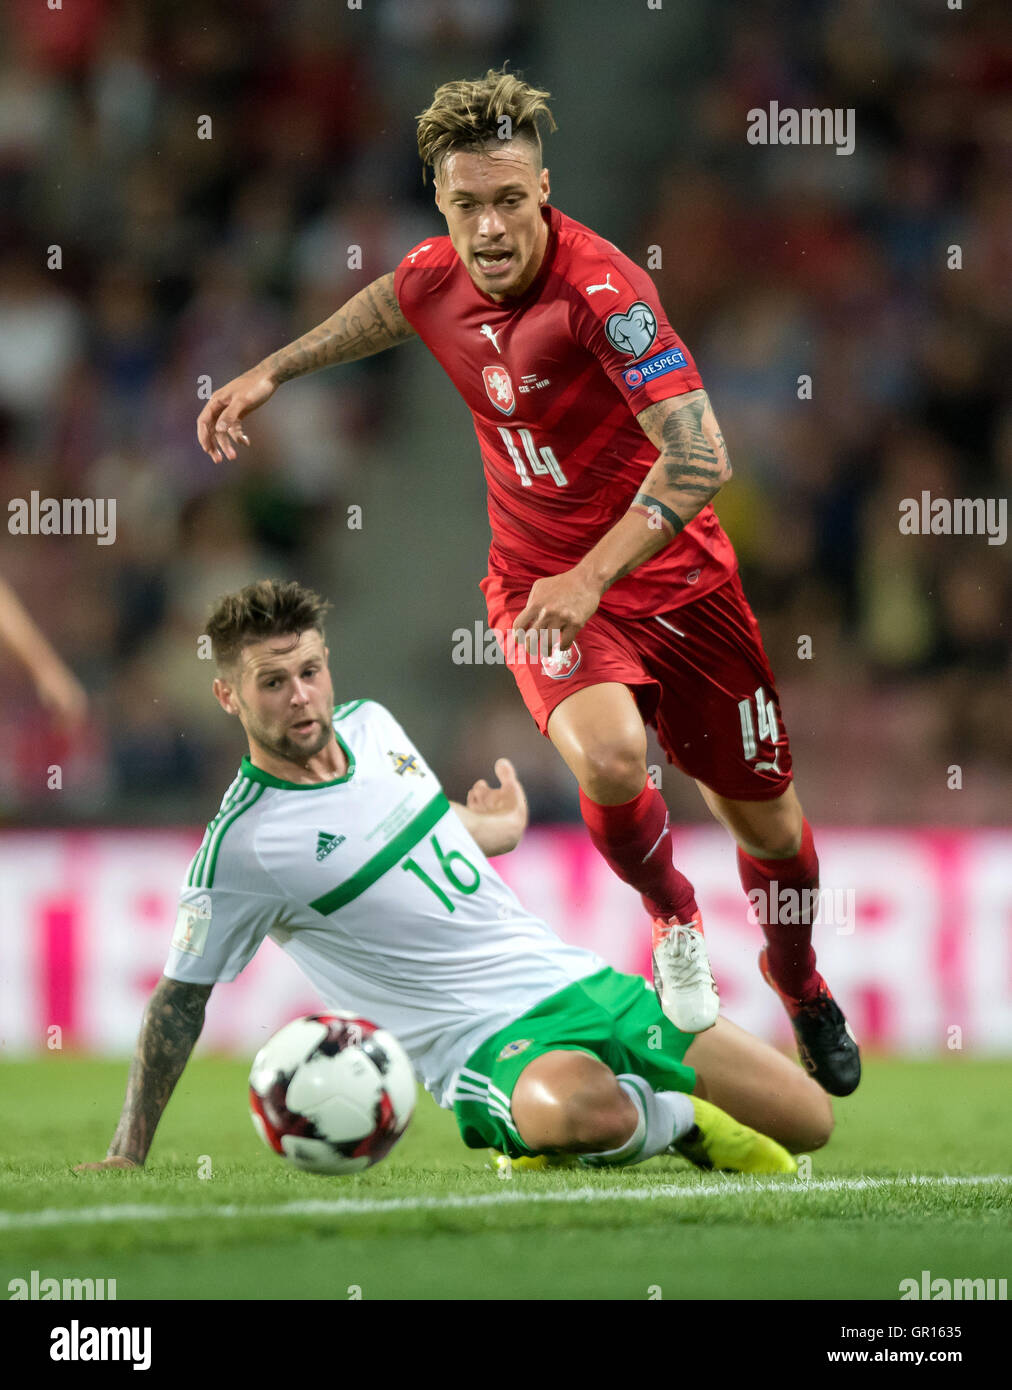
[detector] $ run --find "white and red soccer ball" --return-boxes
[249,1012,416,1174]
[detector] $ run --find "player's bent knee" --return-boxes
[577,743,647,804]
[559,1089,637,1152]
[512,1052,636,1153]
[752,828,803,859]
[720,788,804,859]
[737,809,803,858]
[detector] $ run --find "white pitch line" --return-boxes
[0,1174,1008,1232]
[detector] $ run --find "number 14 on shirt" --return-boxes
[498,425,568,488]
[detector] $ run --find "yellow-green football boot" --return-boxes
[671,1095,796,1174]
[491,1150,580,1177]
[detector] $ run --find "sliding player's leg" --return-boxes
[509,1049,795,1174]
[451,966,798,1174]
[509,1048,650,1155]
[594,962,826,1160]
[506,997,830,1169]
[683,1014,833,1153]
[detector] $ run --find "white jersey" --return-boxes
[164,699,606,1106]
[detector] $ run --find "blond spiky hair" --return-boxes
[415,66,557,184]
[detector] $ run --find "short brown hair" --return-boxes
[415,66,557,185]
[204,579,331,673]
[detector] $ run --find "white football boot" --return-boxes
[651,915,719,1033]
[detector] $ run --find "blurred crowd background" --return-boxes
[0,0,1008,829]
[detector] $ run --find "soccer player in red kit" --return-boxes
[197,68,860,1096]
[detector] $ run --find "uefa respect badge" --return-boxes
[622,347,688,390]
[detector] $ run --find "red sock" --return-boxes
[737,818,820,1002]
[579,780,699,923]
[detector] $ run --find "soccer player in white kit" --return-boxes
[77,581,832,1176]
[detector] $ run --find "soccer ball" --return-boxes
[248,1012,416,1174]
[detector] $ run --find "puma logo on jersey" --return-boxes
[407,244,432,263]
[586,271,620,296]
[315,831,346,861]
[754,749,782,774]
[480,323,502,353]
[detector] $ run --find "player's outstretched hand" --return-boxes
[73,1157,139,1173]
[465,757,529,855]
[196,366,279,463]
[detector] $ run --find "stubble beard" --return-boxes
[248,711,332,766]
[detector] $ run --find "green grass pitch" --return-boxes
[1,1053,1008,1300]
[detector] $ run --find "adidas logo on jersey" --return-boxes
[315,832,346,862]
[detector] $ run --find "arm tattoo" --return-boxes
[631,492,685,537]
[263,272,416,384]
[657,398,727,494]
[107,976,212,1166]
[635,391,733,530]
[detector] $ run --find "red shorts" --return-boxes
[482,570,793,802]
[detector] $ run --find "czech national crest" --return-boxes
[482,364,516,415]
[541,641,582,680]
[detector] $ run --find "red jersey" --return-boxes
[393,204,737,617]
